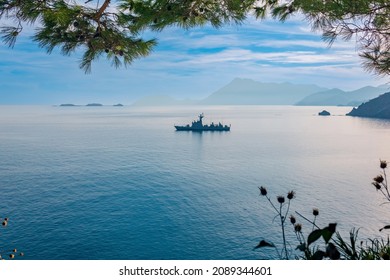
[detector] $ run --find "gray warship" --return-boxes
[175,113,230,131]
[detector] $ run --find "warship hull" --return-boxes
[174,113,230,132]
[175,125,230,131]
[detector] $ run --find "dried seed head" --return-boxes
[374,175,384,183]
[2,220,7,227]
[277,196,285,204]
[287,191,295,200]
[373,182,382,190]
[290,215,296,224]
[259,186,267,196]
[294,223,302,232]
[313,208,319,216]
[380,160,387,169]
[13,249,17,253]
[9,254,14,259]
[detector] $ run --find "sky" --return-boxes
[0,10,389,105]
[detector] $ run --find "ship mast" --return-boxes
[199,113,204,125]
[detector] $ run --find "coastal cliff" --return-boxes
[347,92,390,119]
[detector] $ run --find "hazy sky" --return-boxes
[0,14,389,105]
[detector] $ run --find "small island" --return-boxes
[318,110,331,116]
[86,103,103,106]
[113,103,124,107]
[60,103,76,107]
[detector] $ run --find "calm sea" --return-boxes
[0,105,390,260]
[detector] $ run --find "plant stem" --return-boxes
[280,203,288,259]
[383,168,390,200]
[312,216,317,231]
[265,195,278,213]
[284,200,291,223]
[295,211,321,230]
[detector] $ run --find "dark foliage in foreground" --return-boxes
[256,160,390,260]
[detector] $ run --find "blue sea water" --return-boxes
[0,105,390,260]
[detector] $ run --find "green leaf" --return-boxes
[296,243,306,252]
[308,229,323,246]
[326,243,341,260]
[379,225,390,232]
[328,223,337,233]
[322,223,337,244]
[254,240,275,249]
[312,250,326,260]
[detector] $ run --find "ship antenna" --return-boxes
[198,113,204,125]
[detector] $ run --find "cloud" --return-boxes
[183,48,355,65]
[0,13,388,104]
[255,38,354,50]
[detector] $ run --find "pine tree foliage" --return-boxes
[256,0,390,77]
[0,0,256,72]
[0,0,389,76]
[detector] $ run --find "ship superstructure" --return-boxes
[174,113,230,131]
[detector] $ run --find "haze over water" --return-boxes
[1,105,390,259]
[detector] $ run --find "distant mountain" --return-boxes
[199,78,327,105]
[296,86,388,106]
[131,95,196,106]
[130,79,389,107]
[346,92,390,119]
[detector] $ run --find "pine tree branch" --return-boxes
[95,0,111,21]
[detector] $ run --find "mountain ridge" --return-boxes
[130,78,388,107]
[199,78,327,105]
[347,92,390,119]
[296,85,387,106]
